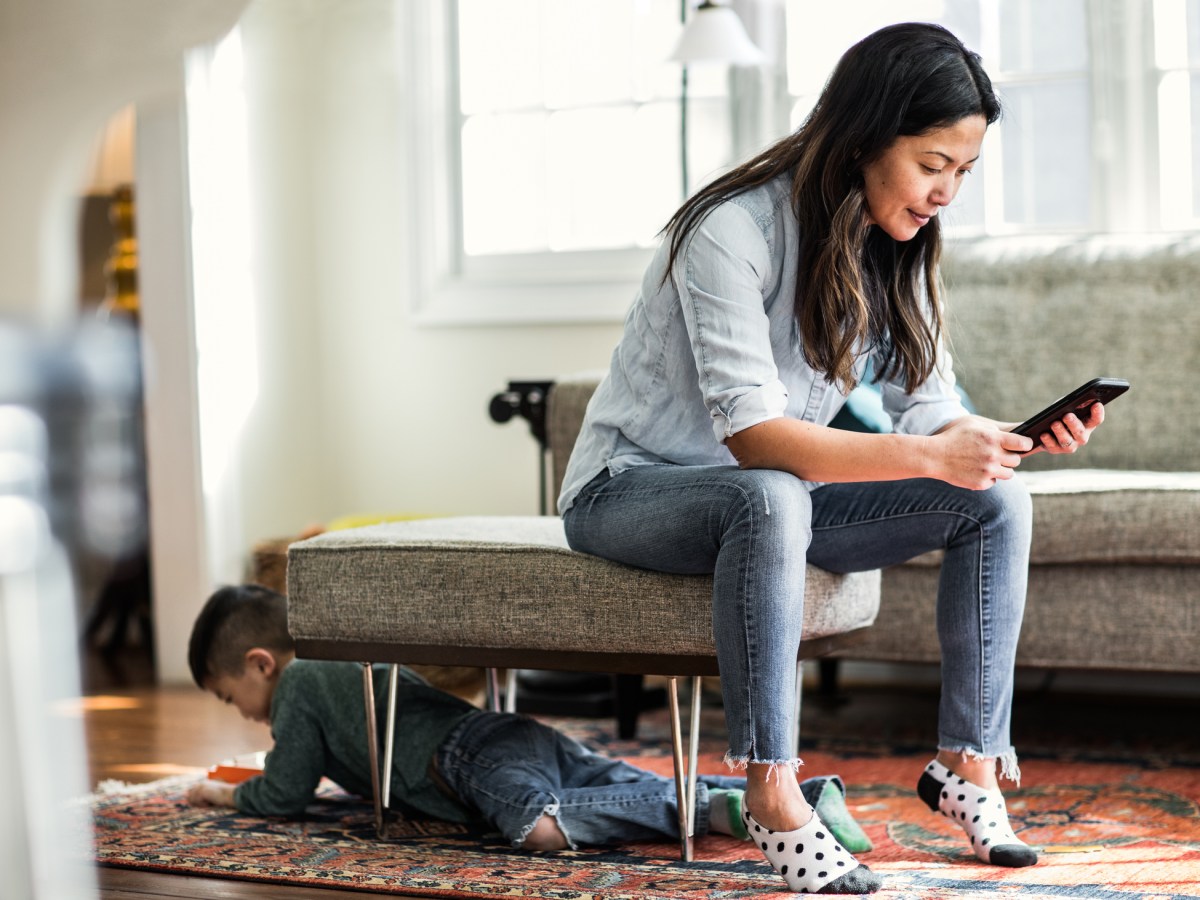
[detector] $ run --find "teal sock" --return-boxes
[708,788,750,840]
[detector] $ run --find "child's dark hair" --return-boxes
[188,583,295,688]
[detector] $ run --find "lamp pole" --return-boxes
[680,0,689,201]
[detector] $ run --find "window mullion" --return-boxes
[1090,0,1156,232]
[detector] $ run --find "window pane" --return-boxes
[458,0,543,114]
[1000,80,1091,227]
[543,0,636,109]
[461,113,548,255]
[685,97,736,195]
[546,108,641,250]
[630,102,686,244]
[997,0,1087,74]
[1189,0,1200,61]
[942,155,987,232]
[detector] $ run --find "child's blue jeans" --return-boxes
[434,711,744,848]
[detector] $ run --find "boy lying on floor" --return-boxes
[186,583,870,852]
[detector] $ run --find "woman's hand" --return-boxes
[1021,402,1105,455]
[186,779,237,808]
[930,415,1032,490]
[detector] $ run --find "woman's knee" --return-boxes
[725,469,813,534]
[984,476,1033,532]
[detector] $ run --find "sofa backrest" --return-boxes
[547,374,603,503]
[941,238,1198,472]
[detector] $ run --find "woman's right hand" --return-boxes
[929,416,1033,490]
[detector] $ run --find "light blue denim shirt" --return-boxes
[558,171,970,514]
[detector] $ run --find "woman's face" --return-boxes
[861,115,987,241]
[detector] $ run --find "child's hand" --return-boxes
[187,779,238,807]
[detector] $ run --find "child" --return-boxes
[186,583,868,853]
[187,583,752,848]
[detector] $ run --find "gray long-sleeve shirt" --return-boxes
[234,660,477,822]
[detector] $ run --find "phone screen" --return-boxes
[1013,377,1129,441]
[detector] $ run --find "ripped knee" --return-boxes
[521,813,569,852]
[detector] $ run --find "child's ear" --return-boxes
[244,647,277,677]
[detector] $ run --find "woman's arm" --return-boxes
[726,413,1034,490]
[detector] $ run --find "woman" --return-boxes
[559,22,1105,894]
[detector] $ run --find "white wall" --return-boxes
[228,0,625,554]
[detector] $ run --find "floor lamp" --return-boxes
[669,1,766,200]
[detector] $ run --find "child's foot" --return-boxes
[744,808,882,893]
[799,775,873,853]
[917,759,1037,867]
[708,788,750,840]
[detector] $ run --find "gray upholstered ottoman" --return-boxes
[286,515,880,674]
[286,513,880,859]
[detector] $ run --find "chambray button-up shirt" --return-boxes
[557,171,969,515]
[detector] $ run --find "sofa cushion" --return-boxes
[901,469,1200,567]
[286,516,880,664]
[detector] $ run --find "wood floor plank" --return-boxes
[97,866,393,898]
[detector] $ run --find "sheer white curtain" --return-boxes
[185,27,259,586]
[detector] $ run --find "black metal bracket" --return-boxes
[488,380,553,450]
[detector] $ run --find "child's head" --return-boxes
[188,583,295,722]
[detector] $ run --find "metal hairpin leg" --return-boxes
[485,667,503,712]
[382,664,399,810]
[504,668,518,712]
[667,676,702,861]
[362,663,385,837]
[687,675,701,836]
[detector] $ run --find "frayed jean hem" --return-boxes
[511,799,577,851]
[724,751,804,781]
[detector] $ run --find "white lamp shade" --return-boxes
[668,3,766,66]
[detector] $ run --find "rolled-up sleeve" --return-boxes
[671,204,790,443]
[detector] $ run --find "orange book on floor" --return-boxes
[207,764,262,784]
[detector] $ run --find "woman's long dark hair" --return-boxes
[662,22,1001,393]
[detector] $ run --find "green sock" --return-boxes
[799,775,874,853]
[707,788,750,840]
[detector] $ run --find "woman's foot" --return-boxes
[744,808,882,894]
[917,758,1037,867]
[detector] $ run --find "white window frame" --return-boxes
[403,0,789,325]
[402,0,656,326]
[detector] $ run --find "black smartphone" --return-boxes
[1013,377,1130,444]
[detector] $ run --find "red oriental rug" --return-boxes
[91,721,1200,900]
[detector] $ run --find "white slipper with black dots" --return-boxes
[743,808,882,894]
[917,759,1037,867]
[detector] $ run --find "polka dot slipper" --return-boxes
[743,807,882,894]
[917,759,1037,867]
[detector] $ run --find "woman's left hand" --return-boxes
[1025,401,1105,455]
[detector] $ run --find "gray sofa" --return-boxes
[852,237,1200,674]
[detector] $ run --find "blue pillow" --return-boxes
[829,360,975,434]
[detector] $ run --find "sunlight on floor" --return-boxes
[54,695,143,716]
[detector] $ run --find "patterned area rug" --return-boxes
[92,715,1200,900]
